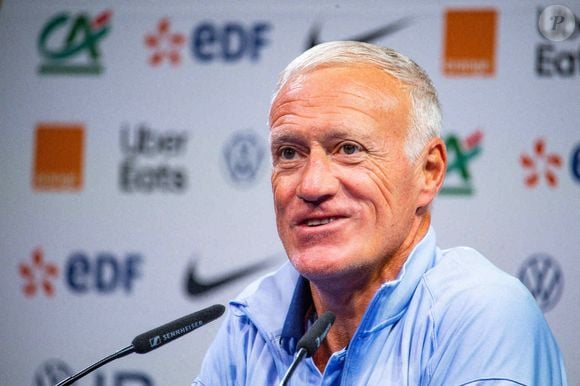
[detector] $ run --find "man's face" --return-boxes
[269,65,424,283]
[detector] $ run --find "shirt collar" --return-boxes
[280,275,312,354]
[357,226,437,333]
[279,226,438,346]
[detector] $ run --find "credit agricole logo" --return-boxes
[441,130,483,195]
[37,10,112,75]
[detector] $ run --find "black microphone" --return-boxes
[55,304,225,386]
[279,311,336,386]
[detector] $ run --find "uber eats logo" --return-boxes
[119,123,189,193]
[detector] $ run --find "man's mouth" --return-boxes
[304,217,338,227]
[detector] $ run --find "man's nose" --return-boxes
[296,150,339,205]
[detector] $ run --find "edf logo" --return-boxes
[19,249,143,297]
[66,252,142,293]
[191,21,272,62]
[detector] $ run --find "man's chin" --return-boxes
[288,249,356,280]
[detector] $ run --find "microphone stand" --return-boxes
[279,347,307,386]
[55,345,134,386]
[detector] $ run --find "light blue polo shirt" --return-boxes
[193,227,568,385]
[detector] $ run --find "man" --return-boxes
[193,42,567,385]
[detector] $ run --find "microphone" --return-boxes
[55,304,225,386]
[279,311,336,386]
[131,304,225,353]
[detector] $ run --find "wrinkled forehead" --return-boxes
[268,65,409,129]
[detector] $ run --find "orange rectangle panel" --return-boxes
[33,123,85,191]
[443,9,498,76]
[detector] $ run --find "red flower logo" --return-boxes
[145,18,185,66]
[19,248,59,297]
[520,138,562,188]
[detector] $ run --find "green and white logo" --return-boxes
[38,10,112,75]
[441,130,483,195]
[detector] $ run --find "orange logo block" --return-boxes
[443,9,498,76]
[33,123,85,191]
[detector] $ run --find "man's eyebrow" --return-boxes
[270,132,305,147]
[270,128,375,147]
[320,128,375,144]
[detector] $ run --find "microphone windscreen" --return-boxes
[132,304,225,354]
[297,311,336,357]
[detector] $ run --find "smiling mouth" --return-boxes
[304,217,338,227]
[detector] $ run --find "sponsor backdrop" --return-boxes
[1,1,578,385]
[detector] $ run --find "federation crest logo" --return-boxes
[518,253,564,312]
[38,10,112,75]
[222,129,265,187]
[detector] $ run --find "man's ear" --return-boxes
[416,137,447,209]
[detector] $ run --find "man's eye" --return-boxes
[280,147,297,160]
[339,143,362,155]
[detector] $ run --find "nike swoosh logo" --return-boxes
[185,255,279,296]
[306,17,413,49]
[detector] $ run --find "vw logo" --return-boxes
[222,129,265,187]
[33,359,73,386]
[517,253,564,312]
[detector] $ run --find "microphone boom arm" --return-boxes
[55,345,135,386]
[279,347,306,386]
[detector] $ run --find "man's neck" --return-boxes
[308,214,431,372]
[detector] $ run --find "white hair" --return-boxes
[270,41,441,161]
